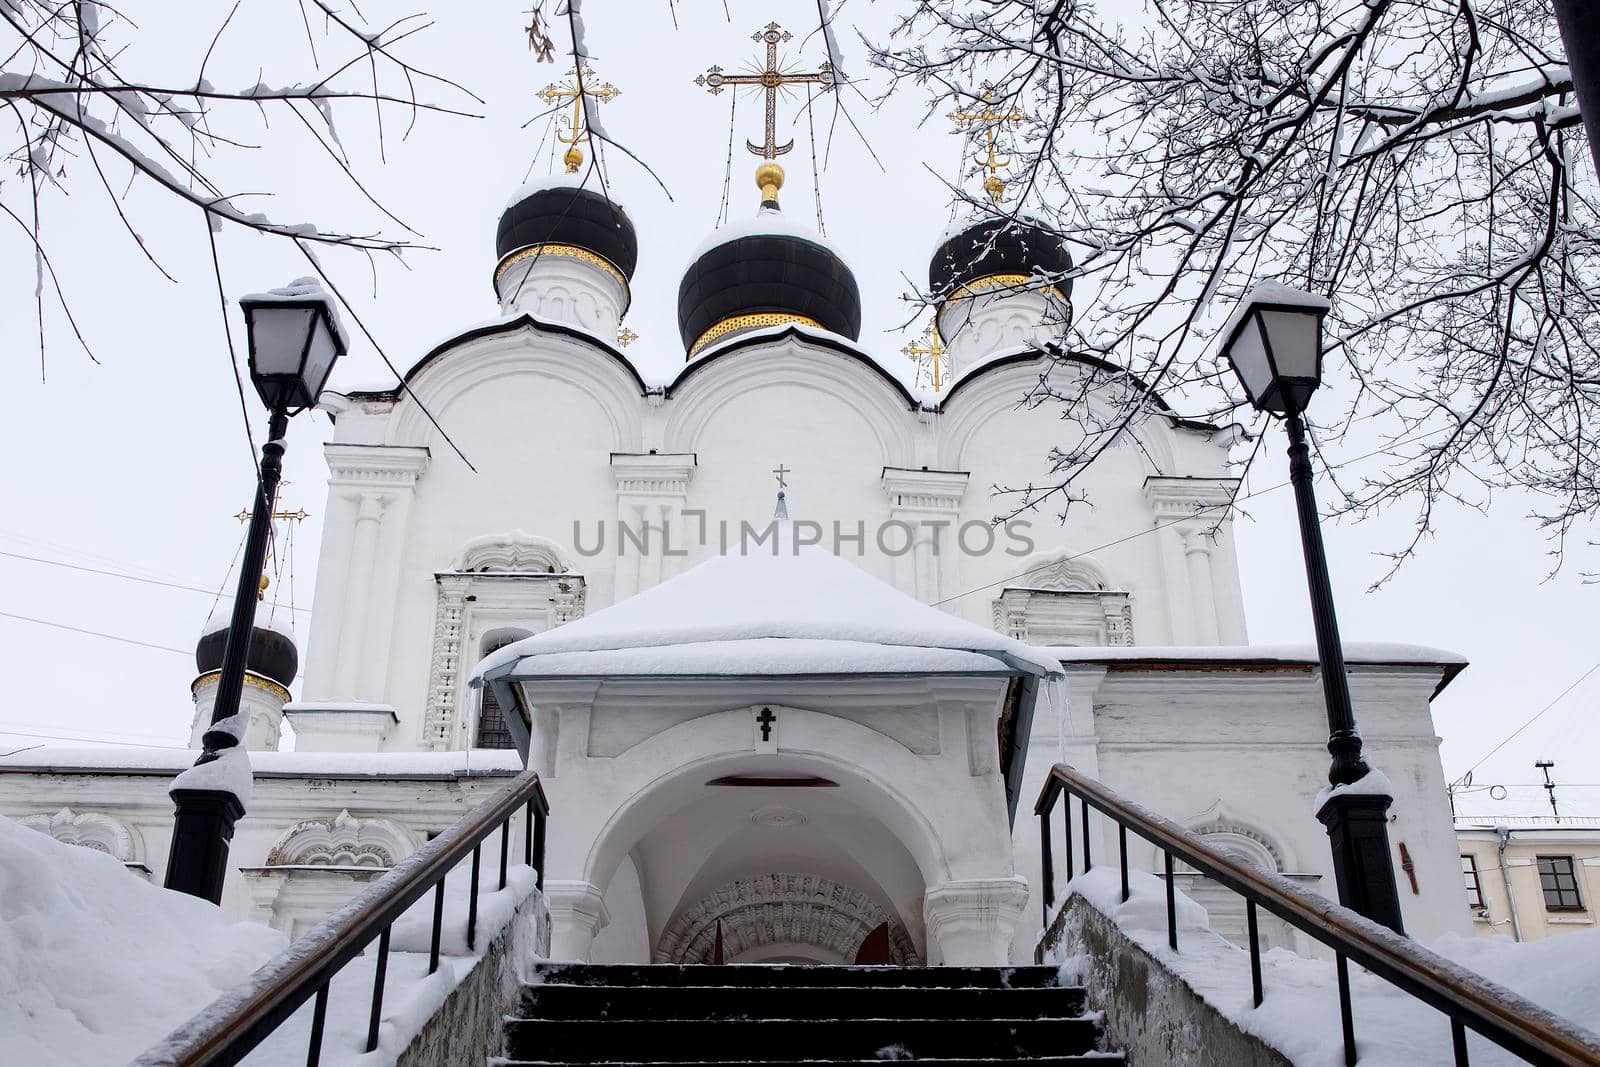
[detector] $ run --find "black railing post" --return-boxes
[533,803,547,892]
[365,927,390,1054]
[1118,824,1129,903]
[1164,851,1177,951]
[1081,797,1092,872]
[305,984,329,1067]
[1337,954,1357,1066]
[499,819,510,891]
[1451,1019,1469,1066]
[1064,792,1075,883]
[468,846,482,951]
[1247,900,1263,1008]
[428,880,445,975]
[1039,802,1055,926]
[524,798,534,866]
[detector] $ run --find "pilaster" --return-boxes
[545,879,611,962]
[880,467,969,603]
[923,876,1031,965]
[1143,477,1240,646]
[610,453,696,600]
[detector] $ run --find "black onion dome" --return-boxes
[929,216,1072,303]
[495,182,638,282]
[677,214,861,355]
[196,622,299,689]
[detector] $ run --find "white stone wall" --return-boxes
[306,326,1244,748]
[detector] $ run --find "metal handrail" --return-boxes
[1037,764,1600,1067]
[130,769,549,1067]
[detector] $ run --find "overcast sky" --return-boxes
[0,0,1594,819]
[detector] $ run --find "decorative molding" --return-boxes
[494,243,629,293]
[18,807,142,863]
[689,313,825,358]
[880,467,970,513]
[749,804,809,828]
[1142,476,1241,523]
[939,273,1069,312]
[265,809,419,868]
[610,453,697,498]
[655,873,919,966]
[324,444,430,488]
[455,531,572,574]
[993,588,1134,647]
[190,670,291,704]
[423,563,587,750]
[922,876,1030,966]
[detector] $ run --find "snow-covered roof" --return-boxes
[1218,279,1333,346]
[239,276,348,355]
[0,747,522,778]
[1047,642,1466,666]
[688,207,845,265]
[501,170,623,214]
[473,525,1063,684]
[199,600,296,642]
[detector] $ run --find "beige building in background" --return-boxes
[1456,817,1600,942]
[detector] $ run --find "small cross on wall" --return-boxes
[756,706,777,742]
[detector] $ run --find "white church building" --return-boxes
[0,153,1473,966]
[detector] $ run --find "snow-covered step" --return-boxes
[494,1060,1121,1067]
[527,963,1066,988]
[502,1018,1107,1063]
[519,983,1089,1020]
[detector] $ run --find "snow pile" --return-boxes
[170,745,254,806]
[1057,867,1600,1066]
[689,206,847,264]
[200,600,297,641]
[473,527,1063,683]
[1314,768,1395,815]
[239,864,542,1066]
[0,815,286,1067]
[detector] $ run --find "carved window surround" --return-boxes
[993,587,1135,646]
[423,570,586,750]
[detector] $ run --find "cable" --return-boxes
[1454,659,1600,781]
[0,548,312,614]
[933,422,1455,608]
[0,610,192,656]
[0,727,191,751]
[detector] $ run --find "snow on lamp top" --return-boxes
[238,277,347,414]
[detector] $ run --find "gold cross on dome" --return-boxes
[616,325,638,347]
[902,322,950,392]
[234,482,309,525]
[695,22,835,161]
[948,85,1027,203]
[536,66,621,173]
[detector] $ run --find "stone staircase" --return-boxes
[499,963,1122,1066]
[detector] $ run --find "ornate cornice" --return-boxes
[191,670,292,704]
[688,313,824,358]
[1143,475,1241,521]
[611,452,697,497]
[494,242,630,295]
[881,466,970,513]
[324,444,431,488]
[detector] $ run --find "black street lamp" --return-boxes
[165,279,345,903]
[1221,281,1406,934]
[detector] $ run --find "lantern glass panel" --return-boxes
[1259,308,1321,383]
[247,306,315,378]
[1226,315,1275,409]
[300,314,340,404]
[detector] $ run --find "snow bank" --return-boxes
[1056,868,1600,1066]
[0,816,286,1067]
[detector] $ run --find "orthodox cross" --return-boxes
[948,86,1026,203]
[901,322,950,392]
[694,23,835,160]
[234,483,308,526]
[772,463,790,490]
[537,66,621,173]
[757,706,777,742]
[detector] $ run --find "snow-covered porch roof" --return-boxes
[468,527,1064,821]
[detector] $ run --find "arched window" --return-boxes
[475,629,530,749]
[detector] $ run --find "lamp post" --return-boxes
[165,279,345,903]
[1220,281,1406,933]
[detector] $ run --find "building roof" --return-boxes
[473,522,1063,685]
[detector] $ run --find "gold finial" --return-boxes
[616,325,638,347]
[949,85,1026,204]
[902,321,950,392]
[755,162,785,205]
[537,66,621,174]
[694,23,836,206]
[258,574,270,602]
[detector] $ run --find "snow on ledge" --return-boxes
[1314,768,1396,814]
[0,747,523,779]
[1047,642,1467,667]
